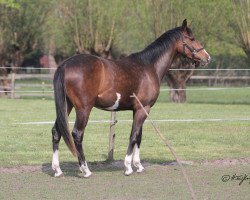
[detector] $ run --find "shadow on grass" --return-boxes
[42,159,177,178]
[42,160,125,178]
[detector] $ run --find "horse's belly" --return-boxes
[95,90,133,111]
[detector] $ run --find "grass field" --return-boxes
[0,88,249,199]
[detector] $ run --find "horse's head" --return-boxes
[176,19,211,66]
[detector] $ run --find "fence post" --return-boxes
[11,72,15,99]
[42,81,45,100]
[108,111,117,161]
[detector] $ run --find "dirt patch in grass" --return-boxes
[203,157,250,166]
[0,165,43,173]
[1,157,250,174]
[0,162,250,200]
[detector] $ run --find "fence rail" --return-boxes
[0,72,250,98]
[1,66,250,70]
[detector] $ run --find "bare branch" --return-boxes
[105,18,116,52]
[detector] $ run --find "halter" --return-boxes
[181,34,204,61]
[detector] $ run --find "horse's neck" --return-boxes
[153,47,176,81]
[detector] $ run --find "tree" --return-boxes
[165,56,195,103]
[54,0,125,59]
[231,0,250,61]
[0,0,20,8]
[0,0,53,70]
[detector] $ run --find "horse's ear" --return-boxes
[181,19,187,31]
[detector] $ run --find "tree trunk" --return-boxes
[166,55,195,103]
[231,0,250,61]
[167,78,187,103]
[48,39,57,74]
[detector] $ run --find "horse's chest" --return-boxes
[137,75,160,102]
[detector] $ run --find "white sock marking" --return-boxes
[106,93,121,110]
[124,154,133,175]
[52,150,63,177]
[80,161,92,178]
[133,144,144,172]
[133,144,140,163]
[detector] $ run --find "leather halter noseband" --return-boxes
[181,34,204,61]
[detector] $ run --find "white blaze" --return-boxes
[203,49,211,60]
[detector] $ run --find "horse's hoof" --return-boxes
[54,172,64,178]
[83,171,92,178]
[136,165,145,173]
[136,167,145,173]
[124,169,133,176]
[133,162,145,173]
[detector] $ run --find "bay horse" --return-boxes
[52,19,210,177]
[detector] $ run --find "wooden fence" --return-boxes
[0,73,54,99]
[1,73,250,99]
[189,75,250,86]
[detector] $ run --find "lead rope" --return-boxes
[131,93,197,200]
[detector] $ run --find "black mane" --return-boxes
[129,27,185,66]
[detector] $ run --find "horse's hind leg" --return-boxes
[72,108,92,178]
[51,124,63,177]
[52,99,73,177]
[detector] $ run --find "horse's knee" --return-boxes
[130,130,140,144]
[72,128,83,144]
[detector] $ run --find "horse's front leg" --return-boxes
[133,128,145,173]
[124,106,149,176]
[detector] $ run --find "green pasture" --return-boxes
[0,89,249,200]
[0,88,249,166]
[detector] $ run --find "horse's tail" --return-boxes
[53,66,77,157]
